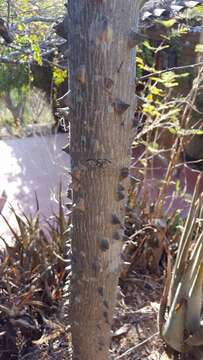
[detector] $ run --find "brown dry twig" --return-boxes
[115,332,159,359]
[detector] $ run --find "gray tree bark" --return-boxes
[66,1,141,359]
[4,92,25,126]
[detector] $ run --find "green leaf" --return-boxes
[138,63,156,72]
[170,128,203,136]
[156,18,177,28]
[160,108,181,121]
[150,87,164,96]
[53,67,68,87]
[151,77,164,83]
[177,72,190,78]
[160,71,179,88]
[17,24,25,32]
[32,43,42,66]
[147,142,159,154]
[142,103,160,117]
[169,128,178,134]
[143,40,157,51]
[176,180,181,193]
[136,56,144,66]
[191,129,203,135]
[155,44,170,53]
[186,5,203,19]
[195,44,203,53]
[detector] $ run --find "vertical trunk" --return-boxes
[67,1,140,359]
[4,92,24,126]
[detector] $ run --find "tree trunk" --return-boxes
[67,1,140,359]
[4,92,24,126]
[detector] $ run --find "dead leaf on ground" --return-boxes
[112,324,130,338]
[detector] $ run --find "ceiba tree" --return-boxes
[64,1,142,359]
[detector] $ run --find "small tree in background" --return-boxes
[0,64,29,125]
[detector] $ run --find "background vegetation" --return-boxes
[0,0,66,136]
[1,1,203,358]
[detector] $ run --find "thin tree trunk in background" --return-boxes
[4,93,24,126]
[66,1,140,359]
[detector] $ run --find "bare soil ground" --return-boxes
[17,272,164,360]
[112,273,164,360]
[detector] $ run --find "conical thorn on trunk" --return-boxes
[112,99,130,115]
[100,239,110,251]
[57,90,73,107]
[119,167,129,180]
[75,65,87,85]
[127,30,147,49]
[111,214,121,225]
[116,191,125,201]
[73,198,85,212]
[62,143,70,154]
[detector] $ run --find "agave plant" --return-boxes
[0,186,71,357]
[159,175,203,356]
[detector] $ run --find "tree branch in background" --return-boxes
[11,16,57,30]
[139,60,203,81]
[0,17,13,43]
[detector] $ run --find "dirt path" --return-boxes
[0,133,70,241]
